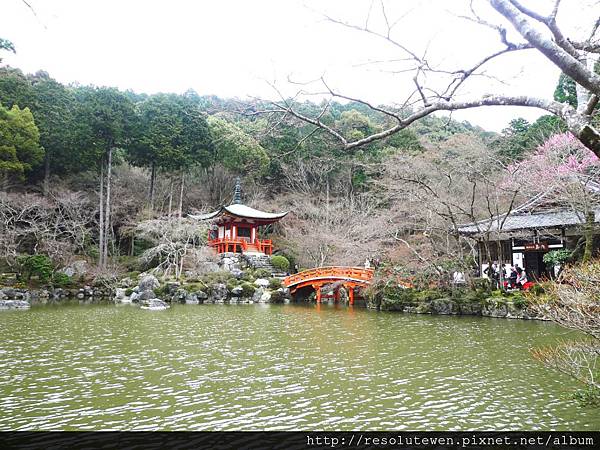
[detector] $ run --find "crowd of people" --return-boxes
[484,262,529,290]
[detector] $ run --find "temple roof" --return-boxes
[457,207,600,236]
[191,203,288,222]
[458,182,600,237]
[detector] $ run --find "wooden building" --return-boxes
[191,179,288,255]
[457,188,600,280]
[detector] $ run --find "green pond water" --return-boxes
[0,303,598,431]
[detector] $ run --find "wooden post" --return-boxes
[334,288,340,303]
[315,284,322,303]
[349,287,354,305]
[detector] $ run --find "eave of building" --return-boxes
[457,206,600,238]
[189,203,289,224]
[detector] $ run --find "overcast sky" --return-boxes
[1,0,596,131]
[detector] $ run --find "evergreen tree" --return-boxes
[0,103,43,180]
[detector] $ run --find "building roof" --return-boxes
[457,207,600,235]
[190,203,289,222]
[458,181,600,236]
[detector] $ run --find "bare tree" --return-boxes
[0,190,95,267]
[381,133,520,282]
[135,217,208,280]
[261,0,600,157]
[531,260,600,399]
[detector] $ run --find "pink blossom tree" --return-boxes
[505,132,600,261]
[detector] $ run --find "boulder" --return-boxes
[130,291,140,303]
[71,260,89,276]
[185,293,199,304]
[209,283,228,303]
[2,288,16,299]
[114,288,127,300]
[174,288,188,302]
[431,298,458,315]
[230,269,244,279]
[139,290,157,301]
[259,290,272,303]
[197,261,220,274]
[230,286,244,297]
[140,298,169,310]
[254,278,270,288]
[139,275,160,292]
[221,256,239,272]
[196,290,208,300]
[0,299,30,310]
[165,282,181,296]
[252,288,264,303]
[61,267,76,277]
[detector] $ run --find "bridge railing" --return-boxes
[283,266,374,287]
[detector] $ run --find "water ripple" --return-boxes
[0,303,598,430]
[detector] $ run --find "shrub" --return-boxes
[226,278,240,292]
[126,271,141,280]
[543,249,571,266]
[125,288,134,296]
[268,277,282,289]
[17,254,54,283]
[241,270,256,282]
[270,255,290,273]
[269,290,285,303]
[414,289,446,302]
[154,284,169,297]
[381,287,416,306]
[240,282,256,297]
[572,387,600,407]
[471,277,492,291]
[529,283,546,296]
[254,268,271,279]
[511,293,528,309]
[51,272,72,288]
[184,282,205,293]
[199,270,235,285]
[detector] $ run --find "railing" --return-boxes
[208,237,276,254]
[257,239,273,255]
[208,237,247,253]
[283,266,375,288]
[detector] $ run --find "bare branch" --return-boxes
[491,0,600,95]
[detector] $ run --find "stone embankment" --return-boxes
[0,286,113,302]
[367,296,544,320]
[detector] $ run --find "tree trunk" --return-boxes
[42,153,50,197]
[149,162,156,212]
[168,176,173,217]
[103,146,113,267]
[325,175,330,227]
[583,211,595,263]
[178,171,185,219]
[98,158,105,268]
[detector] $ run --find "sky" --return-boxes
[1,0,596,131]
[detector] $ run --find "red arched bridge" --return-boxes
[283,266,374,305]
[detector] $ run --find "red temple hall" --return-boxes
[193,179,288,255]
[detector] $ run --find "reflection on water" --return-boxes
[0,303,598,430]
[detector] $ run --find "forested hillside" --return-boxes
[0,65,575,278]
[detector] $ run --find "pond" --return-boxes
[0,303,598,430]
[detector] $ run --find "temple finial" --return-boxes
[233,177,242,204]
